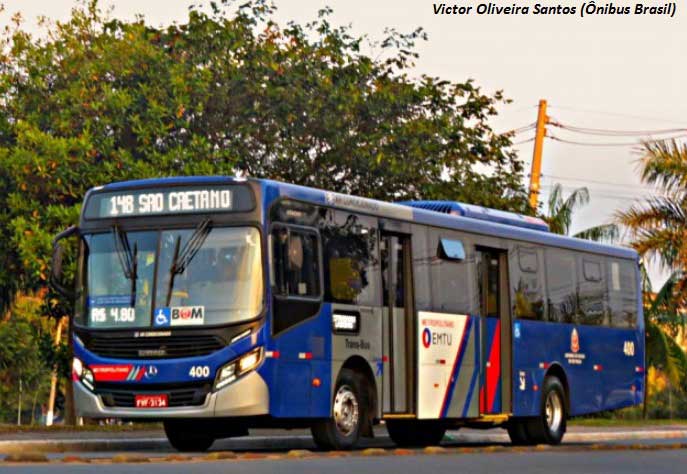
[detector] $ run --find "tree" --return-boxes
[617,139,687,413]
[0,293,54,423]
[0,0,531,423]
[0,0,530,309]
[543,183,619,240]
[618,140,687,296]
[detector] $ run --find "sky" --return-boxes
[2,0,686,286]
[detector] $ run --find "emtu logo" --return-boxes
[422,328,432,348]
[571,328,580,353]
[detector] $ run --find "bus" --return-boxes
[50,176,644,451]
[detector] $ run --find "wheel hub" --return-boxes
[333,385,359,436]
[545,390,563,433]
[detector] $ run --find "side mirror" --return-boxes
[50,226,79,299]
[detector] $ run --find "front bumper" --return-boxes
[74,370,270,418]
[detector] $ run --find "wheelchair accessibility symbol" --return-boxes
[154,308,170,327]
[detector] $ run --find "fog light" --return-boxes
[215,364,237,391]
[81,367,95,391]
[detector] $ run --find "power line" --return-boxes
[548,133,687,147]
[548,104,687,126]
[541,174,660,191]
[539,184,659,202]
[540,181,659,196]
[548,135,645,147]
[500,123,536,136]
[512,137,535,146]
[549,120,687,137]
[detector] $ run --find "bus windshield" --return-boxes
[80,227,263,328]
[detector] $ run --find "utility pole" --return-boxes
[528,99,549,210]
[46,317,66,426]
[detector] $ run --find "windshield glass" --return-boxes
[78,227,263,328]
[154,227,263,326]
[82,231,158,328]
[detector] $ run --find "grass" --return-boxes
[0,422,162,435]
[570,418,687,427]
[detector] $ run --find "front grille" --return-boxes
[98,382,211,408]
[84,334,226,359]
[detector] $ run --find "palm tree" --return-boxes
[618,140,687,277]
[641,269,687,418]
[544,183,619,241]
[617,139,687,416]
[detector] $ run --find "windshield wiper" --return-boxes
[112,225,138,306]
[164,219,213,306]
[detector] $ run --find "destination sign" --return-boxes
[84,184,254,219]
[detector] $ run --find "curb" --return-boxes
[0,437,169,454]
[3,441,687,465]
[1,430,687,455]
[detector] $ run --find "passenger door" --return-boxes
[381,233,414,414]
[477,249,512,415]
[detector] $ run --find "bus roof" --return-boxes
[90,176,637,261]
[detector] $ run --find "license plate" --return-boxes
[134,394,168,408]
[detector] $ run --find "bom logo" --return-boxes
[172,307,203,321]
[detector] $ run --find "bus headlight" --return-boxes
[214,347,263,391]
[72,357,95,391]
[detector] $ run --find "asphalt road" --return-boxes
[3,426,687,472]
[3,448,687,474]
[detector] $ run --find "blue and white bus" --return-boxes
[51,176,644,451]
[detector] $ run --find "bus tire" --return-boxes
[526,376,567,445]
[506,419,533,445]
[311,368,368,450]
[386,420,447,447]
[163,420,215,452]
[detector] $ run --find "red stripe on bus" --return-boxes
[486,321,501,413]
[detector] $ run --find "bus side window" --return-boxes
[270,225,322,334]
[320,210,379,306]
[512,247,544,320]
[271,226,320,298]
[429,230,472,314]
[578,257,606,326]
[545,249,578,324]
[607,259,637,328]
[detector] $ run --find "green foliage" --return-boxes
[0,295,55,423]
[642,272,687,392]
[616,140,687,416]
[0,0,529,312]
[618,140,687,272]
[543,183,618,241]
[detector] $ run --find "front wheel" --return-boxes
[311,368,369,450]
[386,420,447,447]
[164,420,215,452]
[526,376,567,445]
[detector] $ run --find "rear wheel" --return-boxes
[164,420,215,452]
[386,420,447,447]
[311,368,369,450]
[526,376,567,445]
